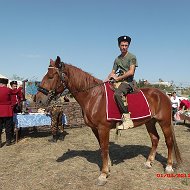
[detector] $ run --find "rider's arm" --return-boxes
[115,65,136,82]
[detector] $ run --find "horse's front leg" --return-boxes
[96,126,110,186]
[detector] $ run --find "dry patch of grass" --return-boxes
[0,123,190,190]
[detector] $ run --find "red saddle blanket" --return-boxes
[104,82,151,121]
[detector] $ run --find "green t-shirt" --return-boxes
[113,52,138,82]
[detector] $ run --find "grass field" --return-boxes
[0,122,190,190]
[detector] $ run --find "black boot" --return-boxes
[6,140,12,146]
[11,126,16,143]
[48,135,58,143]
[6,133,13,146]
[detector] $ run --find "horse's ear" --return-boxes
[50,59,55,66]
[55,56,62,68]
[56,56,61,62]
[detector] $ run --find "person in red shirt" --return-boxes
[0,78,14,147]
[10,81,23,113]
[9,81,24,141]
[179,99,190,110]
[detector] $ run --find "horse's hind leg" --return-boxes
[91,128,100,145]
[158,120,174,173]
[145,119,159,168]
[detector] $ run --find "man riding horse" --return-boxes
[35,55,182,185]
[108,35,138,129]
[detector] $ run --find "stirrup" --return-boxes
[116,113,134,130]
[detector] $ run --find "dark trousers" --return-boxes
[172,107,178,121]
[0,117,13,142]
[114,82,132,113]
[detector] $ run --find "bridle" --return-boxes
[37,62,110,103]
[37,64,67,103]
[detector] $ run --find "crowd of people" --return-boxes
[0,72,73,146]
[169,91,190,120]
[0,77,23,147]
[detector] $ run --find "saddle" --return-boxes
[104,82,151,121]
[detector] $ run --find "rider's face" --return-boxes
[119,41,129,54]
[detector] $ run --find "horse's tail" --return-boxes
[170,122,182,165]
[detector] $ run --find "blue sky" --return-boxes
[0,0,190,86]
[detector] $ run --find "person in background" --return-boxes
[170,91,180,120]
[10,81,23,113]
[47,96,69,143]
[167,93,172,99]
[0,78,14,147]
[179,98,190,111]
[48,105,64,143]
[107,35,138,130]
[10,81,24,141]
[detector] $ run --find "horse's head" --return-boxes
[35,56,66,106]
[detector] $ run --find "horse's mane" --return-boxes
[64,63,104,91]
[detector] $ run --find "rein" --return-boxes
[56,63,108,94]
[37,63,113,102]
[67,81,106,94]
[38,79,106,96]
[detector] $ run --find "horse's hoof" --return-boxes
[144,162,152,169]
[95,178,107,186]
[48,139,57,143]
[165,165,174,173]
[95,175,107,186]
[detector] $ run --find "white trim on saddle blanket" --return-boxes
[104,83,151,121]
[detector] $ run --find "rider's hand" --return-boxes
[109,77,116,83]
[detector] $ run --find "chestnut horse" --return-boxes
[35,56,182,186]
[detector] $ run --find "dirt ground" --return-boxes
[0,122,190,190]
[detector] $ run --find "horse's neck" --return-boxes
[65,65,102,105]
[66,65,100,91]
